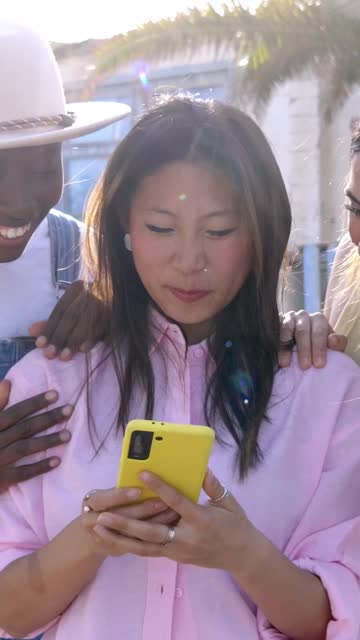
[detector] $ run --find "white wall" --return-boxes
[260,74,360,249]
[260,75,322,249]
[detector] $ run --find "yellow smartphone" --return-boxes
[117,419,215,503]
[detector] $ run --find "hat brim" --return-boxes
[0,101,131,149]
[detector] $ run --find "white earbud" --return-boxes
[124,233,132,252]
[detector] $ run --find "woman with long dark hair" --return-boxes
[0,96,359,640]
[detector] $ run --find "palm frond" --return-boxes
[94,4,249,76]
[87,0,360,118]
[324,47,360,119]
[242,0,360,114]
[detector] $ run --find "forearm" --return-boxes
[0,517,104,637]
[232,527,331,640]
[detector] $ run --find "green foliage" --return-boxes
[91,0,360,118]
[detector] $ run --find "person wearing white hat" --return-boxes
[0,21,130,492]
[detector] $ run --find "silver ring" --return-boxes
[83,504,93,513]
[82,489,97,513]
[84,490,97,501]
[210,486,229,504]
[162,526,176,545]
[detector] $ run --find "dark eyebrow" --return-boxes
[345,189,360,207]
[144,208,235,219]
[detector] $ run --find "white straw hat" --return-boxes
[0,21,131,149]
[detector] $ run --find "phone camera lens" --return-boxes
[133,434,143,456]
[128,430,154,460]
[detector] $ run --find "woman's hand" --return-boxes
[29,281,109,361]
[80,486,179,557]
[279,310,347,369]
[90,470,256,572]
[88,473,331,640]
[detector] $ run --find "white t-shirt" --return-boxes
[0,217,66,338]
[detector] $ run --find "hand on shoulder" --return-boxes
[29,280,110,361]
[279,310,347,370]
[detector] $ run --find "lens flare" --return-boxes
[139,71,149,88]
[230,370,253,408]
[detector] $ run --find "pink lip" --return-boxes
[168,287,211,303]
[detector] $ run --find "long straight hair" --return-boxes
[85,96,292,477]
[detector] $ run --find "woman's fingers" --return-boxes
[279,310,347,370]
[292,311,312,369]
[139,471,201,522]
[309,312,332,368]
[91,524,163,558]
[96,512,171,545]
[279,311,295,345]
[327,332,347,353]
[148,508,179,525]
[83,487,141,512]
[82,497,177,534]
[203,469,236,510]
[279,311,296,368]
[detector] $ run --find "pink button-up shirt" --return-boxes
[1,313,360,639]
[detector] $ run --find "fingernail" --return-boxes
[49,457,60,468]
[314,357,324,367]
[60,348,72,359]
[46,345,57,357]
[126,488,141,499]
[154,501,165,511]
[97,513,114,527]
[61,404,73,417]
[93,524,107,538]
[59,430,71,442]
[139,471,152,482]
[45,390,58,402]
[301,358,310,368]
[36,336,48,348]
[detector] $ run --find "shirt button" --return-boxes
[175,587,184,599]
[194,348,203,359]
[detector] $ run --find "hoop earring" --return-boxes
[124,233,132,252]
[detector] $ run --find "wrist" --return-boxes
[72,517,107,563]
[230,523,274,587]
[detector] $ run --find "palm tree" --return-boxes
[91,0,360,118]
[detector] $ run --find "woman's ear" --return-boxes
[124,233,132,252]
